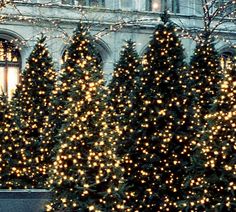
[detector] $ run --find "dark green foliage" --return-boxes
[9,36,57,188]
[107,40,142,210]
[0,93,15,188]
[108,39,141,147]
[47,23,125,212]
[108,39,141,120]
[46,24,104,159]
[120,16,189,211]
[188,39,223,118]
[180,57,235,211]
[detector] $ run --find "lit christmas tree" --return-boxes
[186,34,223,130]
[46,24,125,211]
[43,23,104,163]
[120,12,190,211]
[107,39,141,155]
[178,32,226,210]
[0,92,14,188]
[10,36,57,188]
[181,57,236,211]
[108,39,141,121]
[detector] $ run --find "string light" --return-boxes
[7,35,57,189]
[46,23,125,211]
[0,2,235,211]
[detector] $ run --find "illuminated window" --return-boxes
[146,0,162,12]
[220,51,235,71]
[62,0,105,6]
[61,49,69,64]
[146,0,180,13]
[0,39,21,99]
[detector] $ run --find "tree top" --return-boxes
[160,10,170,24]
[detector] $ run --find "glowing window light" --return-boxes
[0,67,5,93]
[7,67,19,99]
[146,0,180,13]
[0,39,21,99]
[152,0,161,12]
[220,52,235,71]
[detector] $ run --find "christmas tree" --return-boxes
[0,92,14,188]
[119,12,189,211]
[43,24,104,166]
[107,39,141,156]
[178,34,225,210]
[187,34,223,129]
[108,39,141,122]
[10,36,57,188]
[181,57,235,211]
[46,23,125,211]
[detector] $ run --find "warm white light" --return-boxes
[152,0,161,11]
[7,67,19,99]
[0,67,5,94]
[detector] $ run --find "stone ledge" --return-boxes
[0,190,51,212]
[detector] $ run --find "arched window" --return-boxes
[146,0,180,13]
[0,39,21,98]
[61,38,111,76]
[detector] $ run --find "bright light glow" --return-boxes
[152,0,161,11]
[0,67,5,94]
[7,67,19,99]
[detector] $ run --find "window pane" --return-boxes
[62,0,74,4]
[89,0,104,7]
[151,0,162,12]
[171,0,180,13]
[77,0,86,5]
[0,67,5,94]
[7,67,19,99]
[0,38,21,98]
[0,43,4,61]
[120,0,132,9]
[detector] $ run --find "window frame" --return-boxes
[146,0,180,14]
[88,0,105,7]
[0,39,21,97]
[63,0,105,7]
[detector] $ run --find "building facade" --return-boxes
[0,0,235,97]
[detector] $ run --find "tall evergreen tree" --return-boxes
[180,57,235,211]
[108,39,141,122]
[10,36,57,188]
[178,33,225,210]
[0,93,14,188]
[107,39,141,156]
[187,35,223,129]
[46,24,125,212]
[119,12,189,211]
[42,24,104,171]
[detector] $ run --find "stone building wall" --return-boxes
[0,0,235,78]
